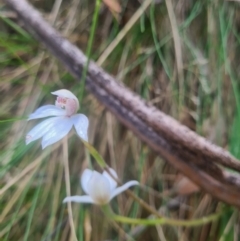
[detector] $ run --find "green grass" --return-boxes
[1,0,240,240]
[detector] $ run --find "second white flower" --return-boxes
[63,168,139,205]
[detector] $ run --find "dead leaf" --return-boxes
[103,0,121,13]
[174,174,200,195]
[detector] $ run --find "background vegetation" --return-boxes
[0,0,240,240]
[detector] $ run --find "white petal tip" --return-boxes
[110,180,139,200]
[41,140,49,149]
[63,198,69,203]
[41,143,47,149]
[63,197,75,203]
[27,117,37,121]
[27,114,36,120]
[27,115,33,121]
[62,195,94,204]
[25,135,32,145]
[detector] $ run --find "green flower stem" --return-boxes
[79,0,101,102]
[83,141,224,226]
[102,205,223,227]
[0,117,27,123]
[112,213,221,227]
[81,140,107,168]
[124,189,163,218]
[82,141,162,217]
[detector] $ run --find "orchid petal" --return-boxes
[87,171,111,205]
[71,114,89,141]
[81,169,93,194]
[28,105,66,120]
[26,117,61,145]
[110,181,139,200]
[103,168,118,191]
[63,195,94,204]
[52,89,79,110]
[41,117,73,149]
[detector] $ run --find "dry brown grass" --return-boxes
[1,0,240,240]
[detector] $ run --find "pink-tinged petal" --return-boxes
[41,117,73,149]
[71,114,89,141]
[102,168,118,191]
[81,169,93,194]
[63,195,94,204]
[28,105,66,120]
[87,171,111,205]
[26,117,60,145]
[110,181,139,200]
[52,89,79,111]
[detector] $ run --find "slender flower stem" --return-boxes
[102,205,223,227]
[125,189,162,218]
[63,138,78,241]
[104,166,163,218]
[79,0,101,102]
[82,140,223,223]
[82,140,162,217]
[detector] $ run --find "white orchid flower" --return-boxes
[26,89,89,149]
[63,168,139,205]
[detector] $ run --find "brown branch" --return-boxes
[4,0,240,207]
